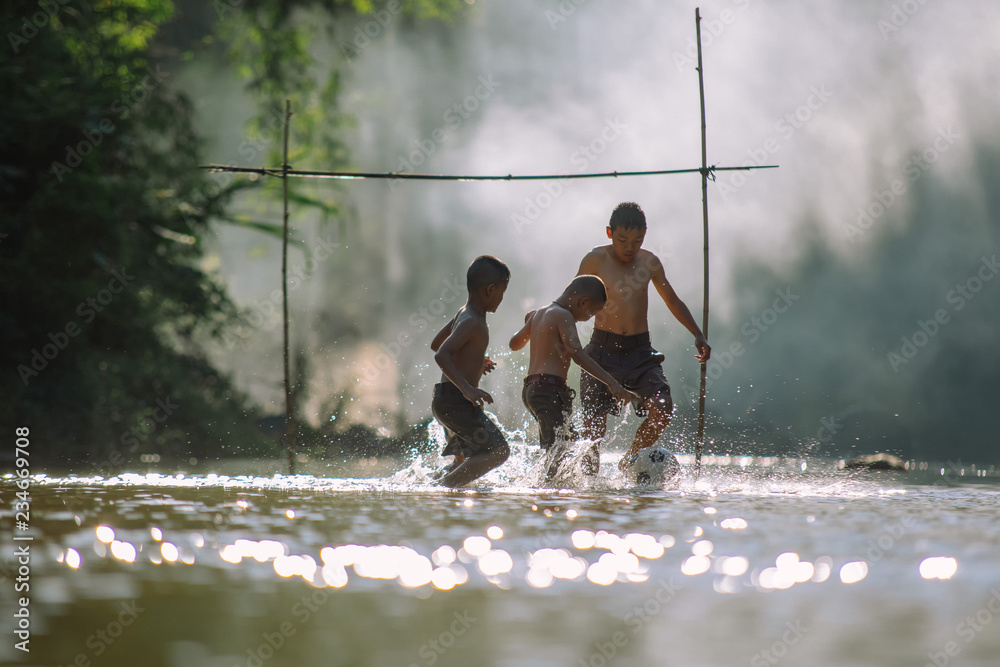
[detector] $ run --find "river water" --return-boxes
[3,451,999,667]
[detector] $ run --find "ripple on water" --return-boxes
[6,459,1000,666]
[13,461,997,597]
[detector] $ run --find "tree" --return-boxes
[1,0,266,465]
[1,0,466,467]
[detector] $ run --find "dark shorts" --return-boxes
[580,330,673,418]
[431,382,509,459]
[522,374,577,449]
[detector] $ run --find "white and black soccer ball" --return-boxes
[627,446,680,487]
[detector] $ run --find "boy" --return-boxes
[429,255,511,487]
[509,275,633,480]
[576,202,711,474]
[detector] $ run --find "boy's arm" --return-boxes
[649,254,712,362]
[509,311,535,351]
[576,250,600,276]
[430,314,457,352]
[556,314,634,402]
[434,318,493,406]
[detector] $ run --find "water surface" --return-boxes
[3,453,999,667]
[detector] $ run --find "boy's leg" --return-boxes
[437,417,510,488]
[580,382,610,477]
[619,399,672,472]
[579,411,604,476]
[438,446,509,488]
[429,445,465,481]
[526,381,580,480]
[553,388,581,479]
[618,360,674,472]
[580,336,623,475]
[581,408,607,441]
[524,383,560,447]
[431,398,466,479]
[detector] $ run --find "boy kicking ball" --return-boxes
[576,202,711,476]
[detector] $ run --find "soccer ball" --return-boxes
[627,446,680,487]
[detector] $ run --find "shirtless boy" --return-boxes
[509,275,633,479]
[429,255,512,487]
[577,202,711,473]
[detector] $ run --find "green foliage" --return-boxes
[207,0,466,202]
[1,0,272,466]
[1,0,466,468]
[188,1,466,230]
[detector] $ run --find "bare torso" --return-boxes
[579,246,658,335]
[438,306,490,388]
[525,303,576,378]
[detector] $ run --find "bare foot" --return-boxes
[617,448,639,475]
[430,454,465,481]
[543,444,570,481]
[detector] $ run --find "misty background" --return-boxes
[180,0,1000,464]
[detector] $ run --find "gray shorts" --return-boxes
[580,330,673,418]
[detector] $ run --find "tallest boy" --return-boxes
[576,202,711,474]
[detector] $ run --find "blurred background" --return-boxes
[3,0,999,470]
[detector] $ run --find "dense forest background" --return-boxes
[1,0,464,467]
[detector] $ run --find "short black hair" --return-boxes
[609,201,646,232]
[466,255,510,292]
[566,275,607,302]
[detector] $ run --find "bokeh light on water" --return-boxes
[3,458,1000,666]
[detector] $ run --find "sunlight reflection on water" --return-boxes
[4,456,1000,666]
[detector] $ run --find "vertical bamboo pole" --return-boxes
[694,9,709,473]
[282,99,295,475]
